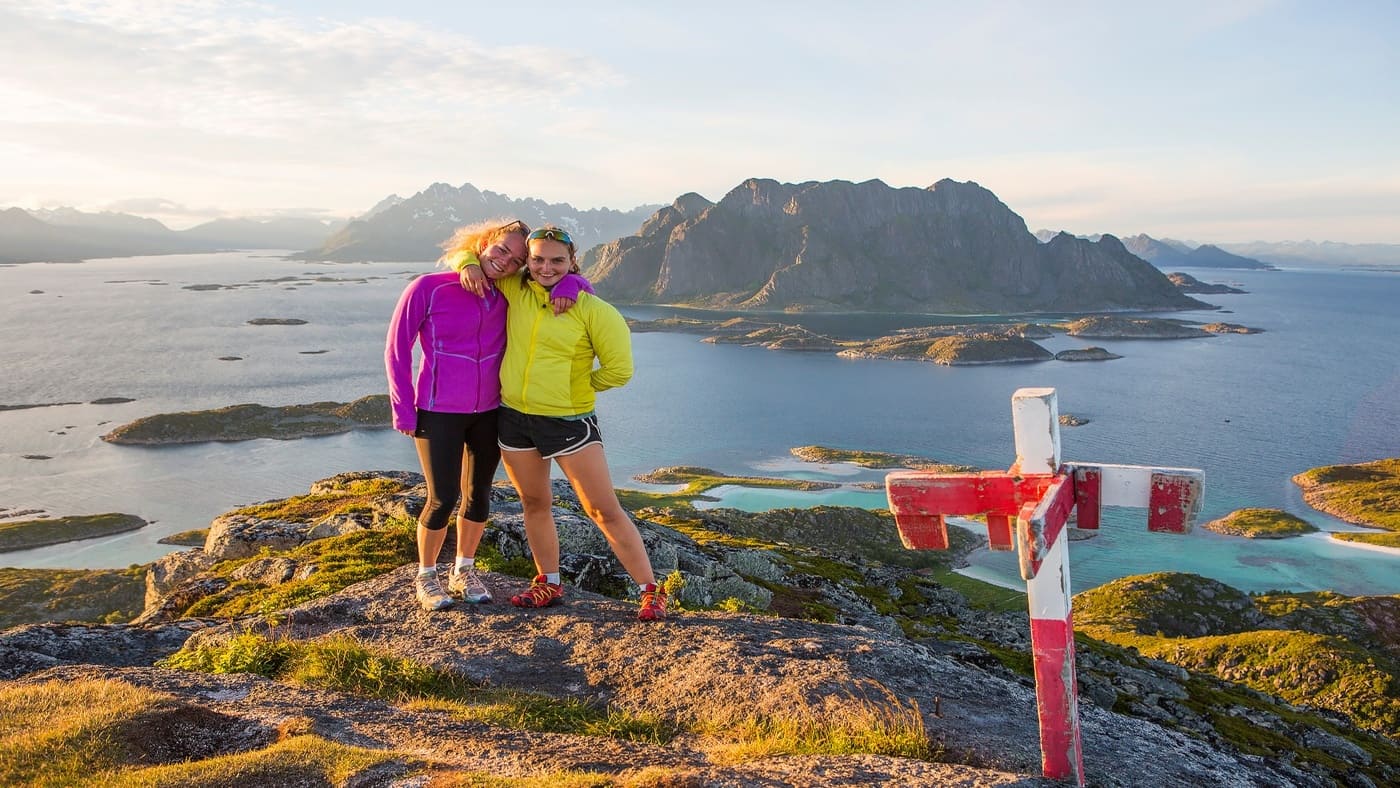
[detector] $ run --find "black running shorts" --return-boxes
[497,406,602,459]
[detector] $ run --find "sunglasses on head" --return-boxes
[497,219,529,235]
[527,227,573,245]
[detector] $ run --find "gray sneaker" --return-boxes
[448,567,492,603]
[415,571,454,611]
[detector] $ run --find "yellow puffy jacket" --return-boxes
[450,250,632,416]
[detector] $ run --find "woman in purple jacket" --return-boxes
[385,219,588,611]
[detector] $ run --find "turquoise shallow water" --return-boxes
[1,254,1396,595]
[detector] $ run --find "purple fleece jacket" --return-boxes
[385,270,590,432]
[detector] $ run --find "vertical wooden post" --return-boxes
[1011,387,1084,786]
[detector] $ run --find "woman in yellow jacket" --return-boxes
[454,226,667,621]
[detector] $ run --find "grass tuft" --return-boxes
[163,633,675,743]
[695,684,937,763]
[0,678,406,786]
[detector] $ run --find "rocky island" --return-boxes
[101,395,389,445]
[623,466,840,509]
[0,513,148,553]
[2,471,1396,786]
[1167,272,1248,294]
[789,445,974,471]
[1293,458,1400,548]
[1201,508,1318,538]
[627,310,1254,366]
[1062,315,1213,339]
[1054,347,1121,362]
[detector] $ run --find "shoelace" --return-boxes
[523,581,560,605]
[419,575,447,596]
[640,588,666,611]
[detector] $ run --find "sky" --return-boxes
[2,0,1397,243]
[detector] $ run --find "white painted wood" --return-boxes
[1012,388,1060,474]
[1063,463,1205,508]
[1027,533,1072,619]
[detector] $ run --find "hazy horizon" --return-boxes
[3,1,1397,245]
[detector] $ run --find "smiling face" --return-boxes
[478,232,528,280]
[526,238,574,288]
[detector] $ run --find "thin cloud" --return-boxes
[2,1,615,137]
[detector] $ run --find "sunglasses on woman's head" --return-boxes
[527,228,573,245]
[497,219,529,235]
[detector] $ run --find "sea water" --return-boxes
[1,254,1397,595]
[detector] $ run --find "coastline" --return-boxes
[1310,530,1400,557]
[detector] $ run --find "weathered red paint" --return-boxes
[1029,613,1084,781]
[885,471,1064,555]
[986,513,1014,551]
[1148,472,1199,533]
[1071,466,1102,530]
[885,387,1202,788]
[1018,477,1076,579]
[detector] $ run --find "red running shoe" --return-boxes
[510,575,564,608]
[637,582,668,621]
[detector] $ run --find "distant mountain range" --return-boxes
[1033,230,1275,270]
[1213,240,1400,269]
[1034,231,1400,270]
[0,207,338,264]
[291,183,660,262]
[583,178,1209,314]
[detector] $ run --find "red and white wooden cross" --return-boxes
[885,387,1203,786]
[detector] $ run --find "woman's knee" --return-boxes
[419,495,457,531]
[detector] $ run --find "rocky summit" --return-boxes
[3,471,1396,786]
[581,178,1212,314]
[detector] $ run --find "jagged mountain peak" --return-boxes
[583,177,1206,313]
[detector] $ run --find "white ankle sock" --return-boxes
[545,572,561,585]
[454,556,474,573]
[417,566,436,577]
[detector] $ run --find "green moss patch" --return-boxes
[228,477,407,522]
[0,513,147,553]
[164,633,674,743]
[183,524,415,618]
[0,566,146,628]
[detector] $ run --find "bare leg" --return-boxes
[417,524,447,568]
[557,444,656,586]
[500,448,560,575]
[456,516,486,560]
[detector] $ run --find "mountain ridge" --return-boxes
[583,178,1210,314]
[292,182,660,263]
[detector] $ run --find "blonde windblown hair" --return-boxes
[437,218,531,268]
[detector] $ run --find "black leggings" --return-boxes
[413,409,501,530]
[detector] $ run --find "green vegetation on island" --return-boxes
[0,513,147,553]
[790,445,976,471]
[101,394,390,445]
[157,528,209,546]
[1201,508,1318,538]
[1292,458,1400,547]
[621,466,839,509]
